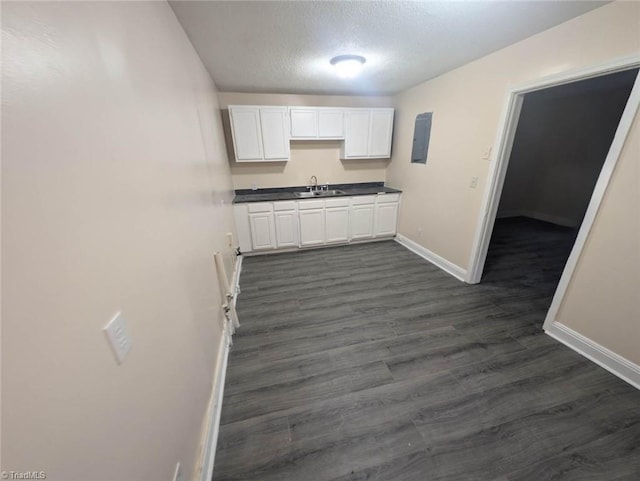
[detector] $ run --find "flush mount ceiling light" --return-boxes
[330,55,366,78]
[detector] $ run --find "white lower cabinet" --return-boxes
[325,208,350,243]
[298,200,325,246]
[249,213,276,250]
[274,201,298,248]
[299,210,325,246]
[237,193,399,253]
[350,196,376,240]
[350,205,374,239]
[247,203,276,251]
[325,198,350,244]
[374,194,400,237]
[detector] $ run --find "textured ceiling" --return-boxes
[170,1,608,95]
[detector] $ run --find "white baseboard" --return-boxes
[545,321,640,390]
[196,332,230,481]
[196,253,242,481]
[395,234,467,282]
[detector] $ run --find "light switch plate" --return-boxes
[103,312,132,365]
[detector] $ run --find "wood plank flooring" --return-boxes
[213,218,640,480]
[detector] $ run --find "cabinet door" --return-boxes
[368,109,394,157]
[230,107,263,161]
[299,209,325,246]
[343,110,370,158]
[260,107,290,160]
[325,207,349,243]
[318,109,344,139]
[249,212,276,250]
[374,202,398,237]
[275,210,299,248]
[290,108,318,138]
[350,204,374,239]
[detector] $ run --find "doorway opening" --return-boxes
[467,58,640,331]
[482,68,638,320]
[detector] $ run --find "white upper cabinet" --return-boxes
[229,105,289,162]
[342,108,394,159]
[260,108,289,160]
[289,108,318,138]
[229,107,263,161]
[318,109,344,138]
[368,109,395,157]
[229,105,392,162]
[343,110,370,158]
[289,107,344,139]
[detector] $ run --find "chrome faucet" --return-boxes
[309,175,318,191]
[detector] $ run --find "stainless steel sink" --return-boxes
[318,189,346,196]
[294,190,345,198]
[294,191,316,198]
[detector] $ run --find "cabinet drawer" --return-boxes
[273,201,297,211]
[248,202,273,213]
[351,195,376,206]
[325,198,350,208]
[298,200,324,210]
[376,193,400,204]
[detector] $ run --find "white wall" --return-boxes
[388,1,640,366]
[217,92,393,190]
[498,72,636,227]
[556,111,640,364]
[388,1,640,269]
[2,2,235,480]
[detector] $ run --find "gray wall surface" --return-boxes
[498,69,637,227]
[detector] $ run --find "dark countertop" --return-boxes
[233,182,402,204]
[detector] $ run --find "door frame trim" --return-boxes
[466,56,640,338]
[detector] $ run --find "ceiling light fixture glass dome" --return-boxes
[330,55,366,78]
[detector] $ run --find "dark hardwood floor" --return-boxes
[213,217,640,481]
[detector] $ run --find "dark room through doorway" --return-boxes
[481,67,639,324]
